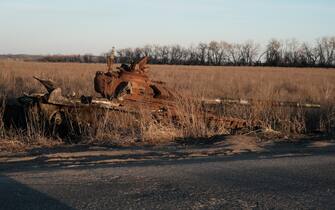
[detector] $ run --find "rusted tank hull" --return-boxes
[2,93,177,137]
[2,56,261,140]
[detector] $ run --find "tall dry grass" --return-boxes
[151,65,335,103]
[152,65,335,135]
[0,60,334,147]
[1,60,334,102]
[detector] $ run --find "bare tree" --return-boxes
[207,41,229,65]
[197,43,208,65]
[142,45,154,57]
[265,39,282,66]
[170,45,183,64]
[315,37,335,66]
[299,42,314,66]
[281,39,299,66]
[239,40,260,65]
[227,43,242,65]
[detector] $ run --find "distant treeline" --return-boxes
[38,37,335,67]
[39,54,106,63]
[0,54,43,61]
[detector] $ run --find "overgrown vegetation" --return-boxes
[0,61,334,150]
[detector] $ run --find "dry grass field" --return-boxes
[1,60,334,102]
[0,60,334,149]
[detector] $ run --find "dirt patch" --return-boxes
[214,135,265,154]
[308,140,335,148]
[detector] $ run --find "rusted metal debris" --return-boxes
[94,56,171,101]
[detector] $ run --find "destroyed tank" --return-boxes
[2,56,256,139]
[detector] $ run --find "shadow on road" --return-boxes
[0,136,334,173]
[0,175,74,210]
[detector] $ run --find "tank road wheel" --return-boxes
[48,111,73,138]
[48,111,63,136]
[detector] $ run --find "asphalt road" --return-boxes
[1,150,335,210]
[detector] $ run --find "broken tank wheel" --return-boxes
[49,111,64,136]
[48,111,77,141]
[48,111,83,143]
[49,111,63,126]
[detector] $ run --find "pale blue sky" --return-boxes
[0,0,334,54]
